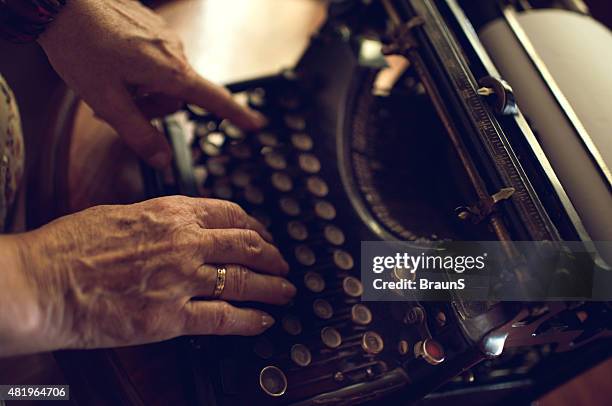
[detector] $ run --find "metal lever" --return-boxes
[456,187,516,224]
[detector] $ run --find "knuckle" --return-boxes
[221,200,247,227]
[212,302,234,332]
[241,230,263,257]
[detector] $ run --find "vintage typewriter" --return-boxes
[143,0,612,404]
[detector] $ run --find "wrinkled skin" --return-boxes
[6,197,294,356]
[38,0,266,168]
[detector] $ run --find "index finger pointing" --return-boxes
[169,70,266,130]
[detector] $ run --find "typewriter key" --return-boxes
[271,172,293,193]
[254,337,275,359]
[342,277,363,298]
[228,142,252,160]
[305,176,329,198]
[187,103,208,118]
[206,131,225,148]
[257,132,279,147]
[280,93,301,110]
[333,249,354,271]
[414,339,445,365]
[291,133,313,151]
[199,137,221,157]
[259,366,287,397]
[230,170,251,188]
[304,272,325,293]
[314,200,336,221]
[282,315,303,336]
[213,181,233,200]
[284,114,307,131]
[287,221,308,241]
[279,197,301,217]
[193,165,208,185]
[298,153,321,174]
[206,158,227,177]
[264,150,288,170]
[321,327,342,349]
[313,299,334,320]
[294,245,316,266]
[244,185,265,205]
[361,331,384,355]
[290,344,312,367]
[248,88,266,108]
[398,340,410,355]
[324,225,345,246]
[219,120,244,140]
[351,304,372,326]
[194,123,210,138]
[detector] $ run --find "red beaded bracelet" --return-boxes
[0,0,67,43]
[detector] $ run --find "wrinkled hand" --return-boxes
[38,0,265,168]
[16,196,294,351]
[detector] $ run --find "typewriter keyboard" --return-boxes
[163,77,451,405]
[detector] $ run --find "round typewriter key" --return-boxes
[271,172,293,192]
[257,132,279,147]
[361,331,384,355]
[290,344,312,367]
[351,304,372,326]
[199,138,221,157]
[315,201,337,221]
[230,170,251,188]
[298,153,321,174]
[291,133,313,151]
[282,315,302,336]
[324,225,345,246]
[287,220,308,241]
[342,277,363,298]
[280,93,301,110]
[249,88,266,108]
[321,327,342,349]
[194,123,209,138]
[244,185,265,205]
[213,181,233,200]
[228,142,252,160]
[304,272,325,293]
[279,197,301,217]
[313,299,333,320]
[259,366,287,397]
[398,340,410,355]
[206,131,225,148]
[414,339,445,365]
[333,249,354,271]
[295,245,316,266]
[334,372,345,382]
[193,165,208,186]
[187,103,208,118]
[254,337,274,359]
[206,158,227,177]
[285,114,307,131]
[306,176,329,197]
[219,120,244,140]
[264,150,288,170]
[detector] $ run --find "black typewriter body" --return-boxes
[144,1,612,405]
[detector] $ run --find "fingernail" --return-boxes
[262,314,275,329]
[150,152,171,169]
[282,281,297,298]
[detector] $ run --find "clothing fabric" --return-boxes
[0,74,25,232]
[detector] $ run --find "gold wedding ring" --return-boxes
[212,267,227,299]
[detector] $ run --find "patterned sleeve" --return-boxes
[0,75,25,232]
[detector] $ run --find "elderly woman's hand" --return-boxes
[6,196,294,355]
[37,0,265,169]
